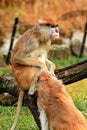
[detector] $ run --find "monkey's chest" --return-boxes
[30,49,48,58]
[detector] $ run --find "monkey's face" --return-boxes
[50,25,59,40]
[37,24,59,42]
[38,18,59,41]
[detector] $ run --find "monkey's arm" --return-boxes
[46,59,56,73]
[12,37,48,70]
[13,56,48,71]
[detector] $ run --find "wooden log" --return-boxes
[55,60,87,84]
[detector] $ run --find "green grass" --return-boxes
[51,55,87,69]
[0,106,39,130]
[66,79,87,119]
[0,56,87,129]
[0,67,12,76]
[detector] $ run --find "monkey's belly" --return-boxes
[12,64,39,90]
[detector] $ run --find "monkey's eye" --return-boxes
[45,24,58,28]
[45,24,51,27]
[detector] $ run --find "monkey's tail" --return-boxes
[10,89,24,130]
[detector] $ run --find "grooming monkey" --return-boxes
[11,18,59,130]
[37,71,87,130]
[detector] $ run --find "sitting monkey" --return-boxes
[11,18,59,130]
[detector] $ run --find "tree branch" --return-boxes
[55,60,87,84]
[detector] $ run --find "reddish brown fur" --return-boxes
[12,64,40,90]
[39,18,58,25]
[38,72,87,130]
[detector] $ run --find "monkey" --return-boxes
[10,18,59,130]
[37,71,87,130]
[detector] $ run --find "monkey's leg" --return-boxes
[10,89,24,130]
[29,70,42,95]
[29,76,38,95]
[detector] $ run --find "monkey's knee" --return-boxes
[28,79,38,95]
[29,85,38,95]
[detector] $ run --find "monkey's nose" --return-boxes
[56,29,59,33]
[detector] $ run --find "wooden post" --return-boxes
[6,17,19,65]
[79,22,87,58]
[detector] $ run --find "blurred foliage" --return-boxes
[51,55,87,69]
[0,67,12,76]
[0,0,87,36]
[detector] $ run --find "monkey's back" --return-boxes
[12,27,36,58]
[11,27,41,90]
[38,72,87,130]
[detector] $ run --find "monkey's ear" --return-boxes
[38,18,58,27]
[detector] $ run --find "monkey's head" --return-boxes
[37,18,59,41]
[38,71,64,89]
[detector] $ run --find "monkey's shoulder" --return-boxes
[15,27,36,43]
[13,27,39,51]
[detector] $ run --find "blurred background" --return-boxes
[0,0,87,66]
[0,0,87,33]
